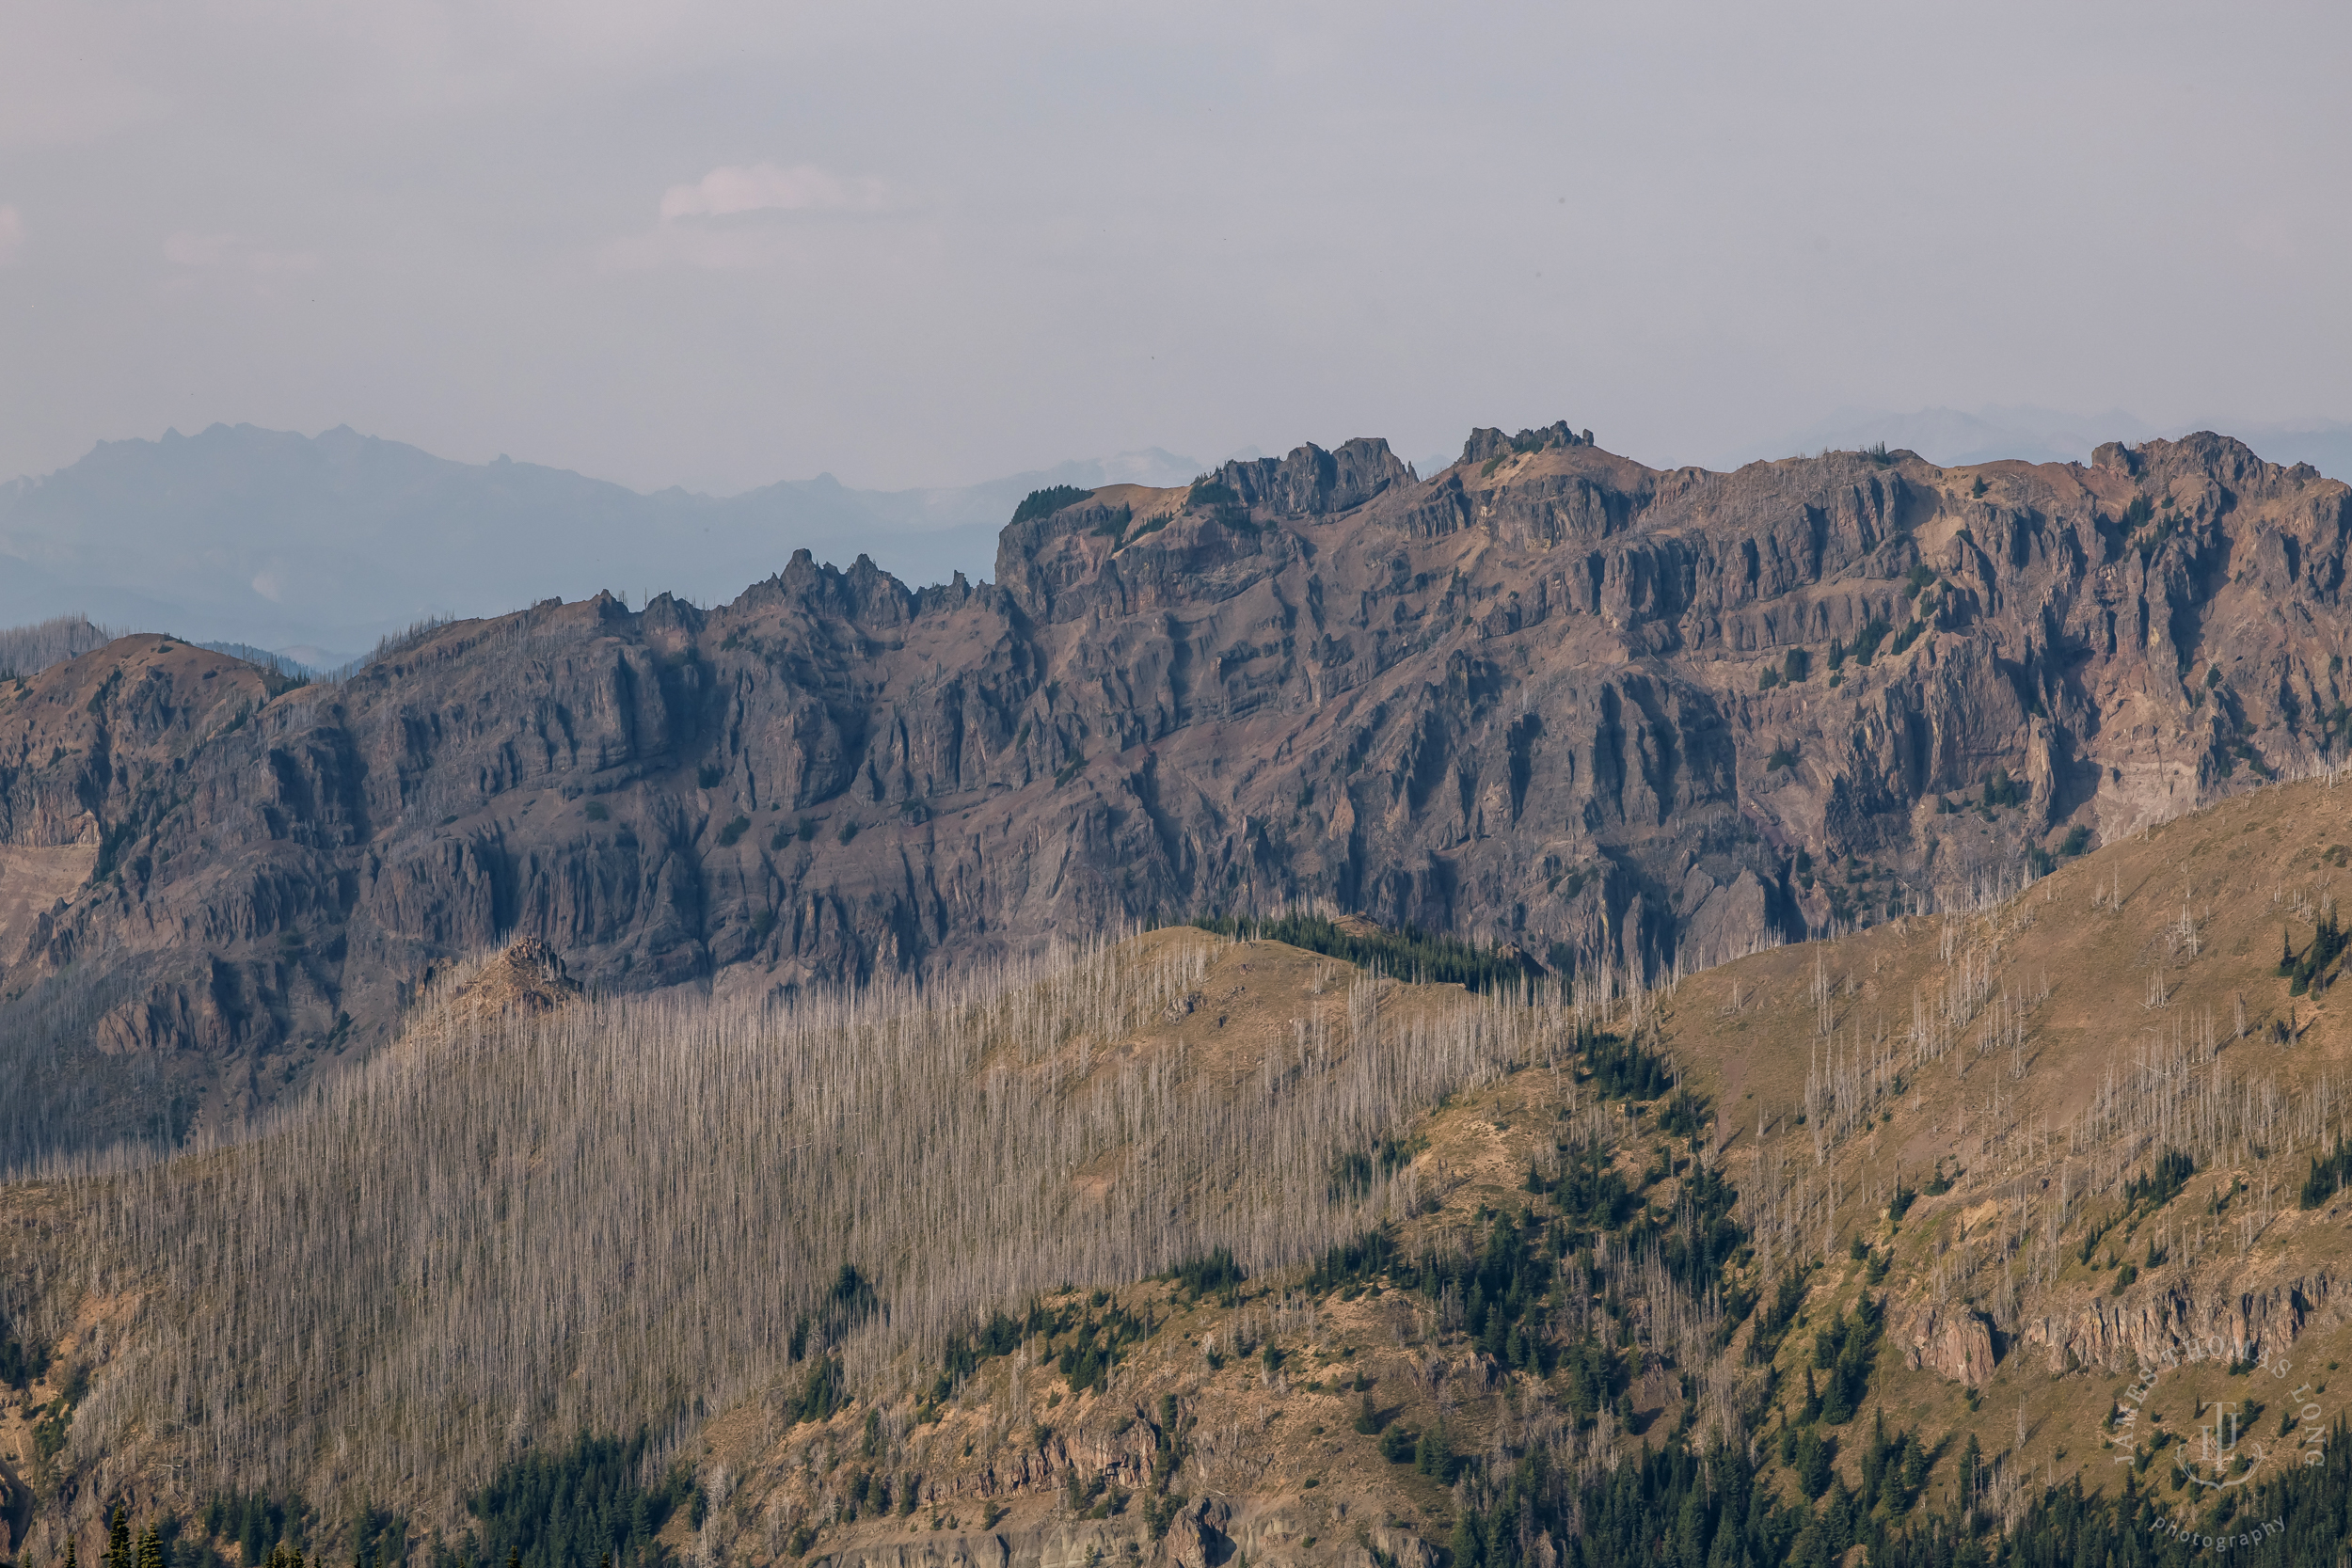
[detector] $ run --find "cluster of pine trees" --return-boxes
[1454,1420,2352,1567]
[45,1509,193,1568]
[1573,1025,1676,1101]
[195,1497,305,1568]
[927,1291,1161,1402]
[2281,909,2348,995]
[456,1432,696,1568]
[1008,485,1095,524]
[2299,1135,2352,1207]
[0,1307,52,1393]
[2124,1147,2196,1210]
[1189,911,1540,993]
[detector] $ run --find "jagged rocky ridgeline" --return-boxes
[1,426,2346,1158]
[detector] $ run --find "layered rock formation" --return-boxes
[4,426,2347,1157]
[2018,1255,2337,1378]
[1901,1303,1997,1386]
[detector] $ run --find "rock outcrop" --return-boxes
[1900,1302,1997,1386]
[5,428,2348,1158]
[2020,1261,2338,1376]
[447,935,580,1017]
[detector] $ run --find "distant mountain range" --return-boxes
[8,412,2345,668]
[0,424,1203,659]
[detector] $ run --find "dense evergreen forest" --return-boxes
[453,1433,698,1568]
[1459,1428,2346,1567]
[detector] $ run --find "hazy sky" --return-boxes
[3,1,2347,495]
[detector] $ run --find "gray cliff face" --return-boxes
[3,429,2347,1158]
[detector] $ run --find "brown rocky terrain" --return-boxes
[4,424,2348,1160]
[580,772,2352,1560]
[702,773,2352,1567]
[16,771,2352,1568]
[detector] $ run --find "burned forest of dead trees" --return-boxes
[4,930,1575,1525]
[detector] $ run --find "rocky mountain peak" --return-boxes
[1458,420,1595,466]
[1207,436,1416,516]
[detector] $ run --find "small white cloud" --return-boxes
[657,162,885,221]
[164,230,319,273]
[0,205,23,263]
[602,162,892,271]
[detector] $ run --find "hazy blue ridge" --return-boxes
[0,424,1200,655]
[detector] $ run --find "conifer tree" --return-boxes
[1449,1510,1480,1568]
[106,1509,130,1568]
[135,1527,163,1568]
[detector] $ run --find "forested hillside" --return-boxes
[6,425,2351,1166]
[11,772,2352,1565]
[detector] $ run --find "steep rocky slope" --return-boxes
[4,425,2348,1159]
